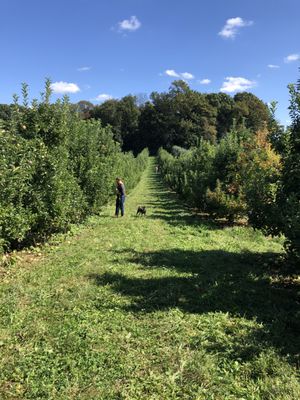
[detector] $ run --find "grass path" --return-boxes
[0,158,299,399]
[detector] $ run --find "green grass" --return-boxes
[0,158,299,399]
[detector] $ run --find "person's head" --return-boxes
[116,177,122,183]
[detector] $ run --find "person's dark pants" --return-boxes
[115,195,125,216]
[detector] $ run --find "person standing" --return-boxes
[115,177,126,217]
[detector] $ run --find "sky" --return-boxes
[0,0,299,125]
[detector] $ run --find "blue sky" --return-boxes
[1,0,299,124]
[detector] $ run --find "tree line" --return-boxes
[0,80,284,156]
[62,80,284,155]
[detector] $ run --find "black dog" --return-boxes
[136,206,146,216]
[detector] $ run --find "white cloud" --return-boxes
[219,17,253,39]
[118,16,141,32]
[77,66,91,71]
[50,81,80,94]
[164,69,194,80]
[268,64,280,69]
[93,93,113,102]
[284,53,300,63]
[165,69,180,78]
[220,77,256,93]
[181,72,194,80]
[199,78,211,85]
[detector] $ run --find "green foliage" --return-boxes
[277,82,300,263]
[267,100,289,154]
[170,145,188,157]
[87,81,271,155]
[67,118,120,212]
[74,100,95,119]
[0,132,46,248]
[206,180,246,223]
[0,104,13,127]
[158,140,216,208]
[206,92,235,139]
[233,92,270,132]
[244,141,281,234]
[246,78,300,266]
[158,127,281,223]
[138,81,218,153]
[0,81,149,254]
[201,129,249,221]
[91,95,141,151]
[115,148,149,193]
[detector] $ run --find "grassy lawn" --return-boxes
[0,158,299,399]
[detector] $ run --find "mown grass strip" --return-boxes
[0,158,299,399]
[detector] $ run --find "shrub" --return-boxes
[277,83,300,264]
[206,180,247,223]
[0,132,43,248]
[158,127,282,224]
[244,129,282,232]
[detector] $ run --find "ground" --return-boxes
[0,158,299,399]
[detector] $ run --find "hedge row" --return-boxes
[158,105,299,266]
[158,127,280,223]
[0,82,148,254]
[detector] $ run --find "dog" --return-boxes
[136,206,146,216]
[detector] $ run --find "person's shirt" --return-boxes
[117,182,125,196]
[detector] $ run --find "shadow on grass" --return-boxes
[143,172,244,230]
[88,248,300,365]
